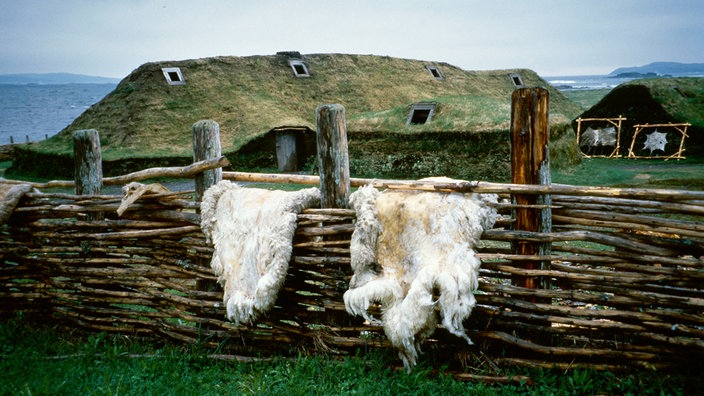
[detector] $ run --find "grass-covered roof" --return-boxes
[33,53,581,162]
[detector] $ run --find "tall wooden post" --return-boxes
[73,129,103,221]
[193,120,222,293]
[510,87,552,291]
[192,120,222,203]
[316,104,350,209]
[73,129,103,195]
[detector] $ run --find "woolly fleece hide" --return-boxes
[200,180,320,324]
[344,180,497,371]
[0,183,34,224]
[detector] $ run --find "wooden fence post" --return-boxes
[192,120,222,203]
[192,120,222,293]
[510,87,552,291]
[73,129,103,195]
[73,129,103,221]
[316,104,350,209]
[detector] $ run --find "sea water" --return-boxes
[0,83,116,145]
[543,75,639,91]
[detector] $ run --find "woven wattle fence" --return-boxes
[1,172,703,372]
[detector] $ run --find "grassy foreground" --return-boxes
[1,317,699,395]
[552,156,704,190]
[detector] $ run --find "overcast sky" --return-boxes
[1,0,702,78]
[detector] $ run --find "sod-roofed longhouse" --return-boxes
[10,53,582,180]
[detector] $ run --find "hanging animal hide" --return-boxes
[344,180,497,371]
[200,180,320,324]
[0,182,34,224]
[580,126,617,148]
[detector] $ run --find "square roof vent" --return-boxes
[509,73,524,88]
[162,67,185,86]
[426,65,444,80]
[406,103,436,126]
[288,60,310,77]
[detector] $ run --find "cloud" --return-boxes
[0,0,701,77]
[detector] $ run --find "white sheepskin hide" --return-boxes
[200,180,320,325]
[344,179,497,371]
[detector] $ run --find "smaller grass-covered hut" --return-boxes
[575,77,704,157]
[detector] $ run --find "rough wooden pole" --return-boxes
[316,104,350,209]
[192,120,223,293]
[510,87,552,291]
[192,120,222,203]
[73,129,103,196]
[73,129,103,222]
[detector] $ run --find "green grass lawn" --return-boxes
[552,156,704,190]
[0,317,699,395]
[560,88,611,110]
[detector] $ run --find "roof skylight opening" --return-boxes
[162,67,185,85]
[509,73,524,88]
[407,103,436,125]
[426,65,444,80]
[289,60,310,77]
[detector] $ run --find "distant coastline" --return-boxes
[608,61,704,77]
[0,72,120,85]
[610,72,664,79]
[546,61,704,91]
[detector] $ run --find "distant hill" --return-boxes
[609,62,704,77]
[0,73,120,85]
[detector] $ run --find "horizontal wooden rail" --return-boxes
[222,171,704,201]
[1,156,229,189]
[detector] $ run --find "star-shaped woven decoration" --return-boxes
[642,130,668,154]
